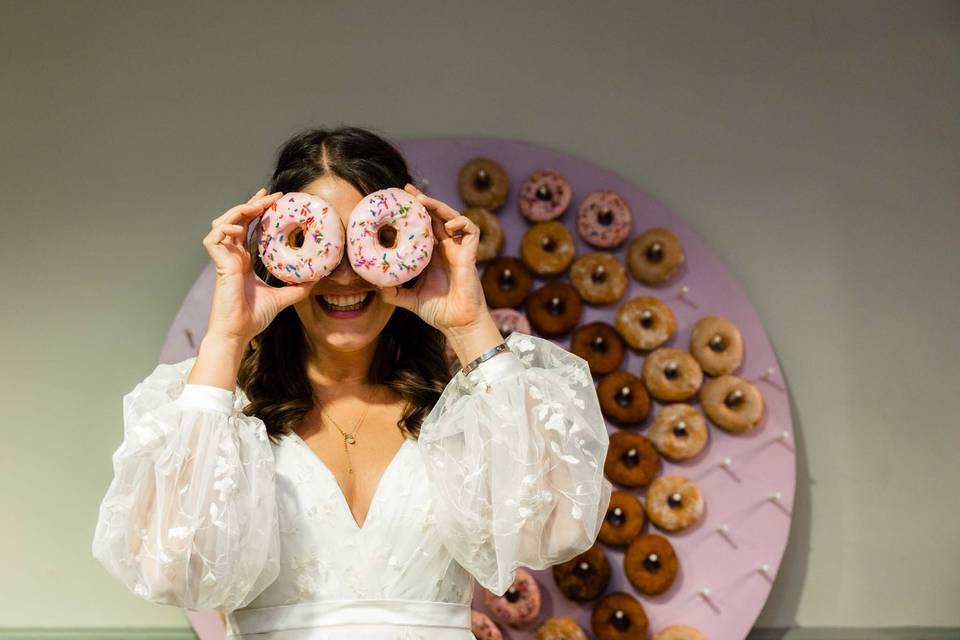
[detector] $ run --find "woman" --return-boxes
[92,126,612,638]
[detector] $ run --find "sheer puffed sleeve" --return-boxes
[418,331,613,596]
[91,356,280,612]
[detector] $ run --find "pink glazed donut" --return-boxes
[256,192,345,284]
[483,567,542,628]
[346,187,435,287]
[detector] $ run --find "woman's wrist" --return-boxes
[442,312,505,368]
[188,333,247,391]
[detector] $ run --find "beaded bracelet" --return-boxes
[459,341,511,376]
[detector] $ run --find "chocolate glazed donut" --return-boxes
[591,591,649,640]
[570,322,625,376]
[525,282,583,337]
[552,543,611,601]
[480,256,533,308]
[604,432,660,488]
[458,157,510,211]
[596,371,651,426]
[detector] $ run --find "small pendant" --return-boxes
[345,434,356,445]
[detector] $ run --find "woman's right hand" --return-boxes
[202,187,315,347]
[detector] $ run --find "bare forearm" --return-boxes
[187,334,247,391]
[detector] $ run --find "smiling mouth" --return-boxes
[315,291,375,312]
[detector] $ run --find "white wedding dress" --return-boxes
[92,332,612,639]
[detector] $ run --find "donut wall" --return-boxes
[402,137,797,640]
[159,137,796,640]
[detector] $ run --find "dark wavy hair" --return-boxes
[238,125,452,445]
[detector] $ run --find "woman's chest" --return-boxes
[253,435,469,606]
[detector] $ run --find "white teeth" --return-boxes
[320,292,369,307]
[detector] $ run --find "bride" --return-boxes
[92,125,612,638]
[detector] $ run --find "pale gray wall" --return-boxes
[1,0,957,629]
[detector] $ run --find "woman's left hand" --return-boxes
[379,183,491,334]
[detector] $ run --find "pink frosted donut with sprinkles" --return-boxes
[482,567,542,628]
[256,192,345,284]
[347,187,435,287]
[518,168,572,222]
[576,189,633,248]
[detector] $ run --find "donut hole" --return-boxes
[663,362,679,380]
[672,421,689,438]
[645,241,664,263]
[546,296,565,316]
[724,389,744,409]
[709,334,727,353]
[614,385,632,407]
[377,224,398,249]
[606,506,626,526]
[667,492,684,509]
[539,236,557,252]
[536,185,553,201]
[639,309,654,329]
[597,208,614,225]
[572,560,593,578]
[609,610,631,631]
[591,265,607,283]
[498,268,515,290]
[504,587,520,603]
[643,553,661,572]
[621,447,639,468]
[286,226,306,249]
[473,169,491,191]
[590,335,607,353]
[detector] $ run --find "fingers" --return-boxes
[212,191,284,229]
[405,184,461,222]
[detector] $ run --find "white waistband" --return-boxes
[226,598,472,635]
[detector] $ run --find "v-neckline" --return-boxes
[287,431,412,532]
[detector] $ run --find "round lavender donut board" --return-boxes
[160,136,796,640]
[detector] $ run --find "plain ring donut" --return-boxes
[699,374,765,433]
[689,314,744,376]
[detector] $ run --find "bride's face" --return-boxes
[292,175,396,353]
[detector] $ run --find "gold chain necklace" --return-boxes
[318,386,379,475]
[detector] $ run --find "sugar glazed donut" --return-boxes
[519,169,572,222]
[597,490,646,547]
[627,227,685,285]
[653,624,708,640]
[570,252,628,305]
[520,221,577,277]
[471,610,504,640]
[481,257,533,308]
[576,190,633,248]
[644,475,704,532]
[346,187,434,288]
[256,192,345,284]
[614,295,677,351]
[623,533,678,596]
[647,404,709,461]
[689,314,744,375]
[641,347,704,402]
[483,567,542,627]
[458,157,510,211]
[590,591,649,640]
[535,617,589,640]
[700,374,765,433]
[462,206,503,262]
